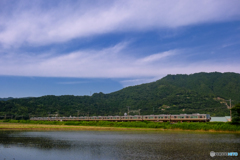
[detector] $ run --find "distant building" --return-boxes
[210,116,231,122]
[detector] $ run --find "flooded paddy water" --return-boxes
[0,130,239,160]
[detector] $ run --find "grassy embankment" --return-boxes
[1,120,240,132]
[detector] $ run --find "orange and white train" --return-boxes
[31,113,211,122]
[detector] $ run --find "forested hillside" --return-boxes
[0,72,239,119]
[0,97,14,101]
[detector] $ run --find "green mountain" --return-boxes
[0,72,239,119]
[0,97,14,101]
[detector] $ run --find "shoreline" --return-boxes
[1,122,240,133]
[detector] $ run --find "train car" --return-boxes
[170,114,211,122]
[156,115,171,122]
[121,115,142,121]
[142,115,156,121]
[142,115,171,122]
[88,116,97,121]
[112,116,121,121]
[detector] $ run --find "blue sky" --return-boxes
[0,0,240,98]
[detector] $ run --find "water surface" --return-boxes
[0,130,239,160]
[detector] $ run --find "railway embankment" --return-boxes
[1,120,240,132]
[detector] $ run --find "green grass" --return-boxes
[3,120,240,131]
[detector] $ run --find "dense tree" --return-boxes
[231,103,240,124]
[0,72,239,118]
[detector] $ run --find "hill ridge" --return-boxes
[0,72,239,118]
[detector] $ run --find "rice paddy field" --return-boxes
[1,120,240,132]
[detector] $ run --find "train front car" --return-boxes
[170,113,210,122]
[206,114,211,122]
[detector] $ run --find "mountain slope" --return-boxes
[0,72,239,118]
[0,97,14,101]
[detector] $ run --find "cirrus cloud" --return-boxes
[0,0,240,47]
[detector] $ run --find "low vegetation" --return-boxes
[3,120,240,132]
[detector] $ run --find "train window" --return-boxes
[190,116,198,118]
[200,116,202,118]
[174,116,176,118]
[145,117,148,119]
[203,116,205,118]
[155,117,157,119]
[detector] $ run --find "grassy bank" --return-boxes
[1,120,240,132]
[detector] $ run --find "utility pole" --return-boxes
[230,99,232,121]
[226,99,233,121]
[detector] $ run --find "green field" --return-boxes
[2,120,240,132]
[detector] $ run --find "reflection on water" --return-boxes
[0,130,239,160]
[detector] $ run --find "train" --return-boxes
[30,113,211,122]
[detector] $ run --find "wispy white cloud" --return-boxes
[222,41,240,48]
[0,0,240,87]
[120,77,163,87]
[0,42,239,84]
[0,0,240,47]
[136,50,177,64]
[57,81,89,85]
